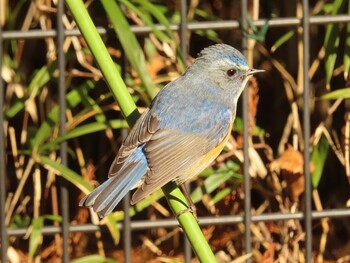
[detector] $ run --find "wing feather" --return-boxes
[108,108,159,177]
[131,109,232,204]
[108,98,233,205]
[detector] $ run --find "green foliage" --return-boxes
[105,214,121,244]
[191,160,242,204]
[5,65,54,119]
[233,117,265,136]
[71,255,119,263]
[10,215,31,228]
[101,0,157,100]
[271,30,295,53]
[321,87,350,99]
[37,156,93,194]
[241,15,269,41]
[323,0,348,83]
[28,215,62,259]
[311,135,329,188]
[345,4,350,78]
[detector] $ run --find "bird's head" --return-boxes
[193,44,263,101]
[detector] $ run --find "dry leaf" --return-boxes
[269,145,304,201]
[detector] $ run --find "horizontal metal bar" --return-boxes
[2,15,350,40]
[310,14,350,24]
[1,28,108,40]
[7,208,350,237]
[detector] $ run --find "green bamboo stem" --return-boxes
[65,0,217,261]
[163,182,217,262]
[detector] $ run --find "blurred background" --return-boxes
[1,0,350,262]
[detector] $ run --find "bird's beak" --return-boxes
[246,68,265,76]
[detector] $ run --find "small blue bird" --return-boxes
[80,44,263,218]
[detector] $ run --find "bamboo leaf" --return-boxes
[241,15,269,41]
[104,214,120,245]
[322,3,335,13]
[66,81,96,108]
[28,215,63,258]
[31,106,60,150]
[271,30,295,53]
[80,94,106,123]
[258,20,270,41]
[109,189,164,222]
[311,135,329,188]
[40,119,128,152]
[119,0,170,43]
[37,156,93,194]
[129,0,185,68]
[27,65,52,92]
[191,171,241,204]
[5,65,53,119]
[7,0,28,30]
[31,82,95,150]
[71,255,118,263]
[211,186,235,204]
[101,0,157,100]
[130,189,163,216]
[324,24,340,83]
[28,217,44,259]
[43,214,62,222]
[324,0,345,83]
[320,87,350,100]
[133,0,176,40]
[344,2,350,79]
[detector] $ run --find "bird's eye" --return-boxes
[227,69,236,77]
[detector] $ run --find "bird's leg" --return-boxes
[177,183,197,220]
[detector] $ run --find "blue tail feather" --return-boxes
[80,147,148,218]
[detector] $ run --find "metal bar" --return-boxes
[7,208,350,237]
[57,1,70,262]
[302,0,312,262]
[0,13,8,263]
[121,121,131,262]
[179,1,192,262]
[180,0,187,58]
[122,195,131,263]
[3,15,350,40]
[241,0,252,261]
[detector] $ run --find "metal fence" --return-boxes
[1,1,350,262]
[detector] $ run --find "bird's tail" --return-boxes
[79,148,147,218]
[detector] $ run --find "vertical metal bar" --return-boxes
[57,1,70,262]
[180,0,187,62]
[302,0,312,261]
[0,13,8,263]
[121,102,131,262]
[240,0,252,261]
[122,194,131,263]
[180,1,192,262]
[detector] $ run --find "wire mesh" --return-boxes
[0,9,8,263]
[1,1,350,263]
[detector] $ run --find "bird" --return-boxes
[79,44,264,218]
